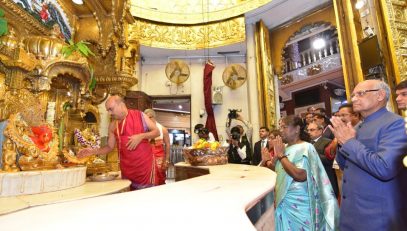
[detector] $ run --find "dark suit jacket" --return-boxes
[322,126,335,140]
[313,137,339,197]
[252,140,268,166]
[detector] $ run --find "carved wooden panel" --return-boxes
[124,91,152,111]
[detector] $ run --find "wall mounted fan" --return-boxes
[165,60,190,85]
[222,64,247,89]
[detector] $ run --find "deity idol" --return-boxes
[29,125,53,152]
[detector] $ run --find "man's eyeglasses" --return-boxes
[351,89,380,98]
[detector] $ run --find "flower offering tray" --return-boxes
[182,147,228,166]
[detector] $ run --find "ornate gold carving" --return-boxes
[3,113,60,171]
[89,42,138,95]
[1,89,45,125]
[255,20,277,129]
[128,16,246,50]
[72,0,134,57]
[280,75,293,85]
[130,0,272,24]
[0,72,5,100]
[307,64,323,76]
[382,0,407,82]
[0,28,18,50]
[2,137,19,172]
[23,35,65,60]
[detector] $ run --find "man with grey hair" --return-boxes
[329,79,407,230]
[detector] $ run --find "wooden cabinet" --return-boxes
[124,91,152,111]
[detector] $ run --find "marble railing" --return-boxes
[280,53,342,85]
[0,164,277,231]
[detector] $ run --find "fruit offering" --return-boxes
[192,139,220,151]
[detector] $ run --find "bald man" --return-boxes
[78,95,159,190]
[329,80,407,230]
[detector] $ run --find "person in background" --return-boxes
[227,126,251,164]
[313,113,334,139]
[226,112,253,145]
[329,79,407,230]
[314,107,326,116]
[263,115,339,230]
[307,122,339,197]
[193,124,215,142]
[252,127,269,166]
[260,129,281,166]
[78,95,159,190]
[395,80,407,168]
[331,103,362,201]
[304,112,314,125]
[144,109,170,185]
[307,106,316,114]
[395,79,407,110]
[337,103,362,128]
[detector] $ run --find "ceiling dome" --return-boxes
[130,0,273,24]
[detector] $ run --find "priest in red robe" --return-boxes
[78,95,159,190]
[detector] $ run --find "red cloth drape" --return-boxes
[203,61,219,141]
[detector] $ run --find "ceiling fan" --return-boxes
[222,64,247,89]
[165,60,190,85]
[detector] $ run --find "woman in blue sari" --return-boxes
[263,115,339,230]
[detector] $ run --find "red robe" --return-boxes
[115,110,155,189]
[151,139,166,185]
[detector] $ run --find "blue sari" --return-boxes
[275,142,339,231]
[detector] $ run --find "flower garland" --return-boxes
[74,128,101,149]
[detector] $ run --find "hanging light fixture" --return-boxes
[72,0,84,5]
[355,0,366,10]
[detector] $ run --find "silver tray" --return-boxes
[89,172,119,182]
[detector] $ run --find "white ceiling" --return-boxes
[245,0,332,28]
[141,0,332,59]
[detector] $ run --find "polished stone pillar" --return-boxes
[246,23,261,142]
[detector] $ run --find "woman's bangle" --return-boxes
[278,155,287,161]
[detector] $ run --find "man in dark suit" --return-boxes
[307,122,339,197]
[252,127,269,165]
[313,113,334,140]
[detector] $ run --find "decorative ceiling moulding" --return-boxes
[128,16,246,50]
[130,0,273,24]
